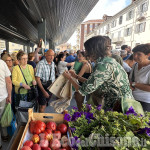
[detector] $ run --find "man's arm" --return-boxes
[36,76,49,98]
[5,76,12,103]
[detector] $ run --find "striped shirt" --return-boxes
[35,58,55,82]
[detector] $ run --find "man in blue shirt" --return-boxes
[121,45,131,60]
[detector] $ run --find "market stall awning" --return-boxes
[0,0,99,46]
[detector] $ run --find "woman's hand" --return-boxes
[22,83,31,90]
[32,80,37,86]
[63,71,71,80]
[69,70,77,78]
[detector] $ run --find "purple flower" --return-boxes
[138,127,150,136]
[71,112,81,121]
[84,112,94,120]
[97,105,102,111]
[86,104,92,111]
[70,136,80,150]
[126,106,137,116]
[69,127,76,133]
[87,119,91,124]
[64,113,71,122]
[72,106,78,110]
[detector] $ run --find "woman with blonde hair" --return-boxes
[2,53,13,72]
[12,51,36,107]
[11,52,19,66]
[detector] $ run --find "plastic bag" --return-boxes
[121,97,145,116]
[7,114,17,136]
[0,103,13,127]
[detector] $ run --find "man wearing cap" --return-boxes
[66,50,75,70]
[36,49,55,113]
[121,45,131,60]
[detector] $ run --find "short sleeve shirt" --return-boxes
[0,60,11,102]
[28,61,36,69]
[79,57,133,110]
[36,58,55,82]
[129,63,150,103]
[58,61,68,75]
[123,62,132,73]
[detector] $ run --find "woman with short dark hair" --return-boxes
[28,52,36,73]
[129,44,150,112]
[56,53,74,76]
[64,36,133,110]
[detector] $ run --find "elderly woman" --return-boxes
[2,53,13,72]
[11,52,19,66]
[129,44,150,112]
[64,36,133,110]
[12,51,36,107]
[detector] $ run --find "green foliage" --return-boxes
[67,104,150,150]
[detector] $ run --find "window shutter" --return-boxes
[144,2,148,12]
[124,29,127,36]
[135,25,138,33]
[137,5,141,14]
[126,13,129,21]
[142,22,146,32]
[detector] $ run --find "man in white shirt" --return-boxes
[0,60,12,148]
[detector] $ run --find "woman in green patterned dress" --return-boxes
[63,36,133,110]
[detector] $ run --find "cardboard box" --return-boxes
[17,108,65,150]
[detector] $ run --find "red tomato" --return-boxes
[46,129,52,134]
[29,120,46,134]
[23,140,33,148]
[36,120,46,133]
[32,134,40,144]
[43,148,51,150]
[53,131,61,140]
[44,131,53,141]
[39,133,46,140]
[57,124,68,134]
[21,146,32,150]
[50,139,61,150]
[61,136,68,148]
[29,121,36,133]
[32,144,41,150]
[46,121,56,131]
[39,139,49,149]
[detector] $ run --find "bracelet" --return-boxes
[20,83,23,86]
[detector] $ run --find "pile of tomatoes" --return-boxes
[20,120,71,150]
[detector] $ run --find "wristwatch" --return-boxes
[132,82,136,88]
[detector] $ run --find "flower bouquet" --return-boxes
[64,104,150,150]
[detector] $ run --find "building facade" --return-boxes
[76,19,103,50]
[85,0,150,49]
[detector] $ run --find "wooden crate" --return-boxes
[17,108,65,150]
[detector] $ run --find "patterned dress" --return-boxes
[79,57,133,110]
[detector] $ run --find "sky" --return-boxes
[67,0,131,46]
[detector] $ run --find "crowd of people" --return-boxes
[0,35,150,148]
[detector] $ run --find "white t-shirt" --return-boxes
[57,61,68,75]
[129,63,150,103]
[123,62,132,73]
[0,60,11,102]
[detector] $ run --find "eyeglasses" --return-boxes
[21,58,28,60]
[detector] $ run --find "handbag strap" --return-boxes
[18,65,28,85]
[131,63,138,82]
[48,64,52,80]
